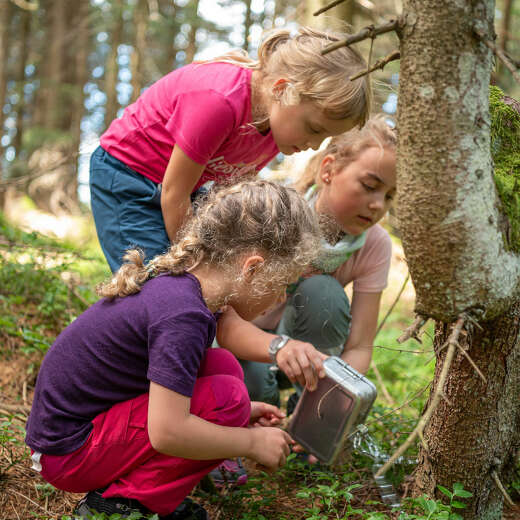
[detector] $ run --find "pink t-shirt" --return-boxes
[100,63,279,191]
[255,224,392,330]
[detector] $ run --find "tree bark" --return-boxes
[242,0,253,52]
[13,8,31,158]
[104,0,123,129]
[397,0,520,323]
[43,0,66,130]
[184,0,201,65]
[499,0,513,54]
[130,0,148,103]
[0,0,11,179]
[412,306,520,518]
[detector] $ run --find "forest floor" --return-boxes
[0,203,519,520]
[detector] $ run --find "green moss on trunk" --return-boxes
[490,86,520,253]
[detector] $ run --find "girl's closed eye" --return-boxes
[361,181,377,192]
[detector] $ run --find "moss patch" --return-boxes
[489,85,520,253]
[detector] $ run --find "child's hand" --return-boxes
[249,401,286,427]
[248,427,294,471]
[275,340,328,391]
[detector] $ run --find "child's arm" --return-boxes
[148,382,292,470]
[340,291,382,374]
[217,306,327,390]
[161,145,206,241]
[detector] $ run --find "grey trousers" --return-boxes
[240,274,352,406]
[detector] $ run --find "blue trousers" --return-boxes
[241,274,352,406]
[90,147,169,273]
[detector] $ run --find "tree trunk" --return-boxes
[130,0,148,103]
[397,0,520,517]
[242,0,253,52]
[499,0,513,54]
[13,8,31,158]
[397,0,520,323]
[43,0,66,130]
[0,0,11,179]
[69,0,90,209]
[104,0,123,129]
[412,306,520,518]
[184,0,200,65]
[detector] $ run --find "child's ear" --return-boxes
[241,255,265,283]
[271,78,290,97]
[319,155,336,185]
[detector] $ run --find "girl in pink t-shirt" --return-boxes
[238,116,397,415]
[90,27,371,272]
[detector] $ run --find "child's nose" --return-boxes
[369,194,385,211]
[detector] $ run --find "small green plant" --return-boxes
[0,415,29,471]
[399,483,473,520]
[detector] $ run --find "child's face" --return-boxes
[316,146,396,236]
[268,98,356,156]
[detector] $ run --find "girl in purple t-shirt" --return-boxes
[90,26,371,272]
[26,180,328,519]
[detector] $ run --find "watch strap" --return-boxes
[268,334,291,364]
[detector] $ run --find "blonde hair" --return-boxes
[293,114,397,193]
[98,180,320,300]
[204,27,371,127]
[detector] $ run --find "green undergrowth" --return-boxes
[489,85,520,253]
[0,212,109,360]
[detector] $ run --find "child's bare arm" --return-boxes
[148,381,292,470]
[341,291,381,374]
[161,145,205,241]
[217,306,326,390]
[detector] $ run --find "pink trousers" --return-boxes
[38,348,250,515]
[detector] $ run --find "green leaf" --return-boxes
[438,485,453,498]
[450,500,467,509]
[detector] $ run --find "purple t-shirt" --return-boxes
[100,62,279,192]
[25,273,217,455]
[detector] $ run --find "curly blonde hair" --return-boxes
[293,114,397,193]
[204,26,371,127]
[97,180,321,300]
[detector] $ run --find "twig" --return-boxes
[350,50,400,80]
[370,361,394,404]
[322,18,402,55]
[313,0,349,16]
[491,470,516,507]
[375,316,465,477]
[474,27,520,84]
[22,380,28,406]
[0,402,31,413]
[397,315,428,344]
[374,344,432,354]
[455,343,487,383]
[9,489,51,515]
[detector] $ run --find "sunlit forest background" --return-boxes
[1,0,518,218]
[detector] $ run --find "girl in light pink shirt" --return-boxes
[236,116,397,414]
[90,27,371,272]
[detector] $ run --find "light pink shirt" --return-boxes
[255,224,392,330]
[100,63,279,191]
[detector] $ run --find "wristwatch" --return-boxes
[268,334,291,364]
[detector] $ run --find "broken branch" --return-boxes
[397,315,428,344]
[322,18,402,55]
[474,27,520,84]
[313,0,349,16]
[350,50,400,80]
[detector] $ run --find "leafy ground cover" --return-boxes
[0,210,518,520]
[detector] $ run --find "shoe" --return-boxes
[74,488,209,520]
[209,457,248,488]
[73,488,150,518]
[286,391,300,416]
[160,498,209,519]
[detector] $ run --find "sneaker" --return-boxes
[209,457,248,488]
[160,498,209,520]
[74,489,209,520]
[73,488,149,519]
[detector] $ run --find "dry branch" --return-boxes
[374,316,466,477]
[322,18,402,55]
[10,0,38,11]
[474,27,520,84]
[397,315,428,344]
[350,50,400,80]
[313,0,349,16]
[491,470,516,507]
